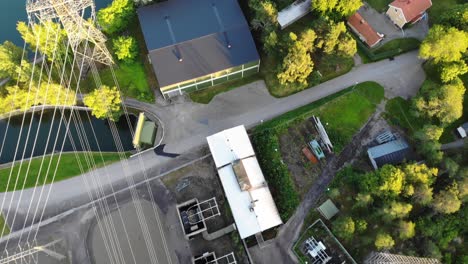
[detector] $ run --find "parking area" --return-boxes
[358,3,429,45]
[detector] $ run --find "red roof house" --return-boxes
[347,13,384,48]
[386,0,432,28]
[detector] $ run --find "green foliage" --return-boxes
[112,36,138,62]
[0,83,76,115]
[403,162,438,185]
[0,41,24,80]
[17,21,66,60]
[413,78,466,124]
[354,193,373,208]
[432,183,462,214]
[418,213,462,249]
[414,124,444,142]
[322,22,346,54]
[264,31,279,55]
[382,201,412,221]
[83,85,122,121]
[376,165,405,197]
[333,216,355,240]
[440,61,468,83]
[97,0,135,35]
[299,29,317,53]
[419,25,468,63]
[436,3,468,31]
[311,0,362,17]
[398,221,416,240]
[457,176,468,202]
[249,0,278,32]
[412,183,434,206]
[251,131,300,220]
[277,33,314,85]
[375,232,395,250]
[355,219,367,233]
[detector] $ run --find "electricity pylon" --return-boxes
[26,0,114,66]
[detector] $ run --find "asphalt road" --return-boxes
[0,51,425,235]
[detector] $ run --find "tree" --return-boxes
[444,157,460,178]
[322,22,346,54]
[398,221,416,240]
[0,83,76,115]
[419,25,468,63]
[83,85,122,121]
[403,162,438,185]
[335,0,363,17]
[299,29,317,53]
[354,193,373,208]
[17,21,66,60]
[249,0,278,32]
[375,232,394,250]
[382,201,412,221]
[413,78,466,124]
[336,33,357,57]
[333,216,355,240]
[112,36,138,62]
[0,41,23,80]
[277,33,314,85]
[376,165,405,197]
[355,219,367,233]
[311,0,362,17]
[432,183,461,214]
[263,31,278,55]
[413,183,433,205]
[97,0,135,35]
[457,177,468,202]
[437,3,468,31]
[414,125,444,142]
[440,61,468,83]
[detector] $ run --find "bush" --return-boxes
[113,36,138,62]
[251,131,300,220]
[375,232,395,250]
[333,216,355,240]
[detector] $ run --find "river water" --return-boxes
[0,0,112,46]
[0,110,136,164]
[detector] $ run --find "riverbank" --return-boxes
[0,152,129,192]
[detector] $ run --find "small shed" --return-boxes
[317,199,339,220]
[367,139,410,170]
[456,122,468,138]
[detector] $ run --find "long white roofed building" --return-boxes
[206,125,282,239]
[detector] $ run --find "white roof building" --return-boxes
[206,125,283,239]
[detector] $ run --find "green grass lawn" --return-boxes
[189,74,261,104]
[0,152,128,192]
[251,82,385,220]
[82,61,154,103]
[365,0,391,12]
[0,214,10,237]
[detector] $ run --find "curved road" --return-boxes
[0,51,425,233]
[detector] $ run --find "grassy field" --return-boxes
[0,214,10,237]
[189,74,261,104]
[0,152,128,192]
[252,82,385,220]
[365,0,391,12]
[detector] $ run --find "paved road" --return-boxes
[441,139,466,150]
[0,51,425,233]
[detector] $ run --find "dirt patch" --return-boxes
[162,157,249,264]
[278,119,325,199]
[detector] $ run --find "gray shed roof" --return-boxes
[368,139,410,168]
[137,0,260,88]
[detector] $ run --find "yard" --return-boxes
[251,82,385,220]
[356,37,421,63]
[0,152,128,192]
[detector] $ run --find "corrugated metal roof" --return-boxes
[140,121,156,145]
[137,0,260,87]
[368,139,410,168]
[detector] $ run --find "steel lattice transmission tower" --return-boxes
[26,0,114,66]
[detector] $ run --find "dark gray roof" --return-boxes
[137,0,260,87]
[368,139,410,167]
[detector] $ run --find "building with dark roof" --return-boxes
[386,0,432,28]
[137,0,260,98]
[367,139,410,169]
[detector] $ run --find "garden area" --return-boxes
[251,81,384,220]
[0,152,128,192]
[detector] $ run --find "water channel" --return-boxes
[0,110,136,164]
